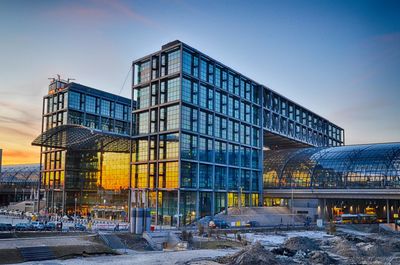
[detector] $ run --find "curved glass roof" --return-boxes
[0,164,40,185]
[263,143,400,189]
[32,124,131,153]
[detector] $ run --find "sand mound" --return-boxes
[283,236,319,252]
[309,251,337,265]
[216,242,279,265]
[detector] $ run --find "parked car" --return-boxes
[0,223,13,231]
[15,223,32,231]
[246,221,260,227]
[70,223,86,231]
[31,221,45,231]
[45,222,56,231]
[209,220,230,229]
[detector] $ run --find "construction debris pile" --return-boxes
[216,242,278,265]
[209,227,400,265]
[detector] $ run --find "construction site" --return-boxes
[0,207,399,265]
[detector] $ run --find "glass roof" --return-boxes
[32,124,132,153]
[264,143,400,189]
[0,164,40,185]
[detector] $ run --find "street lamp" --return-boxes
[103,199,106,219]
[74,197,77,223]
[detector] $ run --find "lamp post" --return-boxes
[74,197,77,223]
[291,187,294,226]
[103,199,106,219]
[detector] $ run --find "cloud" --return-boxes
[43,0,162,30]
[1,149,39,165]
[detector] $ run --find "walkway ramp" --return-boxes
[143,231,182,250]
[18,246,56,262]
[99,233,126,249]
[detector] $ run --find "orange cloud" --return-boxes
[1,148,39,165]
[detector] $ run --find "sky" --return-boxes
[0,0,399,165]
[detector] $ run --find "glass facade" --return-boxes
[132,40,344,226]
[263,143,400,189]
[41,81,131,219]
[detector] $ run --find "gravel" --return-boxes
[283,236,320,252]
[216,242,279,265]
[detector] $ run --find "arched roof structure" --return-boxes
[32,124,132,153]
[264,143,400,189]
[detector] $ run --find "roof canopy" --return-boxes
[264,142,400,189]
[32,125,132,153]
[0,164,40,185]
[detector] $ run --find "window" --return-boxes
[181,105,197,132]
[151,56,159,80]
[199,85,213,110]
[252,105,260,125]
[85,114,98,129]
[228,144,240,166]
[252,171,259,191]
[160,105,179,131]
[208,61,214,84]
[115,103,124,120]
[214,115,227,139]
[101,117,112,131]
[68,110,83,125]
[199,136,213,162]
[137,86,150,109]
[252,149,259,168]
[252,127,260,147]
[167,50,180,75]
[160,78,180,104]
[159,133,179,159]
[138,111,149,134]
[228,168,239,190]
[252,84,260,105]
[68,91,81,110]
[215,140,227,164]
[158,162,178,188]
[199,110,213,136]
[199,164,213,189]
[181,162,197,188]
[134,164,148,188]
[241,147,251,168]
[182,78,198,105]
[137,60,150,84]
[181,133,198,160]
[215,66,221,88]
[200,59,207,82]
[241,170,251,191]
[85,95,97,113]
[228,73,234,93]
[215,166,227,190]
[151,83,158,106]
[183,51,192,75]
[134,139,148,162]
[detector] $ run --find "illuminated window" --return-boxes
[158,162,179,189]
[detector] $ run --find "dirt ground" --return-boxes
[6,225,400,265]
[207,225,400,265]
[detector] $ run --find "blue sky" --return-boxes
[0,0,399,164]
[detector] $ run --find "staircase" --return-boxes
[18,246,56,262]
[143,231,182,250]
[99,233,126,249]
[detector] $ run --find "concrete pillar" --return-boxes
[387,199,390,224]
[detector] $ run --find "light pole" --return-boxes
[103,199,106,219]
[74,197,77,223]
[291,188,294,226]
